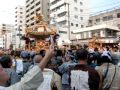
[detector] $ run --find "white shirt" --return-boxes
[0,86,5,90]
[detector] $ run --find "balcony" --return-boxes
[50,0,55,3]
[50,0,65,10]
[57,16,67,22]
[56,6,67,15]
[50,6,67,18]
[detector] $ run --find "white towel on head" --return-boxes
[102,51,112,60]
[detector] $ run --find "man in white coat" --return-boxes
[0,45,54,90]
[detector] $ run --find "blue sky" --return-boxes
[91,0,120,13]
[0,0,119,24]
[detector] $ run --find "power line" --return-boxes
[91,5,120,15]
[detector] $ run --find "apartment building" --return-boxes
[14,6,26,49]
[0,24,14,49]
[50,0,90,40]
[88,8,120,28]
[25,0,50,27]
[72,24,119,45]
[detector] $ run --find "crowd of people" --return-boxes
[0,44,120,90]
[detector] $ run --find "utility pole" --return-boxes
[65,3,70,40]
[65,2,71,49]
[18,26,21,48]
[53,14,59,33]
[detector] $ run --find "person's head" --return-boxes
[10,50,15,56]
[100,52,112,64]
[87,53,97,64]
[113,46,119,52]
[65,50,74,62]
[0,55,12,68]
[76,48,88,61]
[55,49,63,57]
[39,50,46,57]
[14,50,21,58]
[65,55,71,62]
[0,50,4,57]
[30,51,36,60]
[20,51,30,60]
[94,47,98,52]
[0,64,9,86]
[33,55,43,64]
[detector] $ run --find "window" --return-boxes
[26,0,30,3]
[47,3,49,6]
[26,5,29,8]
[74,7,78,11]
[31,11,34,15]
[76,24,78,27]
[117,13,120,18]
[47,15,49,18]
[31,0,34,4]
[80,2,83,5]
[81,25,84,28]
[59,31,67,34]
[26,9,29,13]
[80,9,83,12]
[108,15,113,20]
[74,0,77,3]
[74,15,78,19]
[31,6,34,10]
[36,1,40,6]
[26,14,29,18]
[20,16,22,18]
[58,12,66,17]
[96,18,100,22]
[36,7,41,12]
[20,21,22,23]
[31,22,34,25]
[31,17,34,20]
[80,17,83,20]
[89,20,92,23]
[20,12,23,14]
[103,16,108,21]
[71,23,74,26]
[26,20,29,23]
[58,20,67,26]
[47,9,49,12]
[2,24,6,26]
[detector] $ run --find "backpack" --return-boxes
[37,74,53,90]
[37,69,58,90]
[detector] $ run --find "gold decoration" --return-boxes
[34,13,44,22]
[25,13,56,51]
[88,33,102,49]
